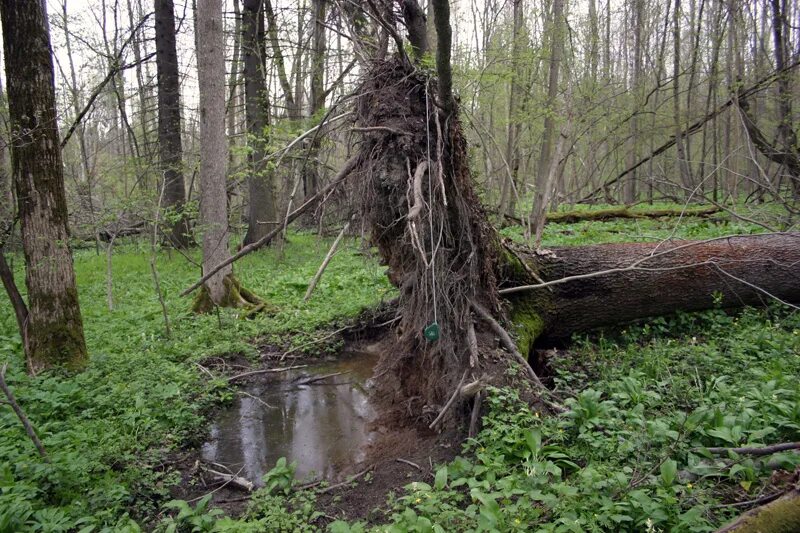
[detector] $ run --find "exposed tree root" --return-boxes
[191,274,272,317]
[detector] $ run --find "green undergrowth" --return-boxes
[320,306,799,532]
[501,202,777,247]
[1,215,797,531]
[0,233,393,531]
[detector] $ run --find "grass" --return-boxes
[0,233,393,532]
[0,209,797,532]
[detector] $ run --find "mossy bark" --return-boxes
[716,488,800,532]
[191,273,270,317]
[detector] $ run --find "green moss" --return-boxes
[718,492,800,532]
[508,297,546,357]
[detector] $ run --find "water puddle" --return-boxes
[202,351,379,485]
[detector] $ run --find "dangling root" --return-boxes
[191,274,273,318]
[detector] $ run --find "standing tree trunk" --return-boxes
[625,0,644,204]
[672,0,693,196]
[498,0,524,220]
[0,0,88,373]
[242,0,280,245]
[770,0,800,199]
[155,0,192,248]
[197,0,233,304]
[194,0,264,312]
[0,49,11,222]
[534,0,565,214]
[304,0,327,200]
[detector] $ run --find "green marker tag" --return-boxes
[423,322,440,342]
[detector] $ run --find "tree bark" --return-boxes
[304,0,328,199]
[498,0,524,220]
[155,0,192,248]
[242,0,280,246]
[501,233,800,343]
[196,0,234,304]
[534,0,565,214]
[715,485,800,532]
[0,0,88,373]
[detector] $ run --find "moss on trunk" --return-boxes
[191,273,271,317]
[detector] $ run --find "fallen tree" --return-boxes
[345,0,800,424]
[499,205,722,226]
[182,0,800,423]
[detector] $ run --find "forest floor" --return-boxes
[0,203,798,532]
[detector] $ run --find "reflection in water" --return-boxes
[202,352,378,484]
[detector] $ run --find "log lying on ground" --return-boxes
[499,233,800,347]
[499,205,721,226]
[545,205,721,224]
[715,485,800,533]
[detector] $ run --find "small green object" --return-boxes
[423,322,440,342]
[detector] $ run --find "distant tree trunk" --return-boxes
[672,0,693,196]
[242,0,280,246]
[62,0,101,253]
[625,0,643,204]
[0,0,88,373]
[534,0,565,214]
[127,0,153,159]
[770,0,800,199]
[264,0,299,119]
[498,0,524,219]
[155,0,192,248]
[194,0,264,312]
[227,0,242,163]
[304,0,327,199]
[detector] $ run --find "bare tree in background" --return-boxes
[242,0,280,246]
[155,0,192,248]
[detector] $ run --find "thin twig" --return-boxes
[395,458,421,470]
[317,466,373,494]
[227,365,307,383]
[429,369,469,429]
[305,218,352,301]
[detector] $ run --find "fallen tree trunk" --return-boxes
[500,234,800,347]
[500,205,722,226]
[715,485,800,533]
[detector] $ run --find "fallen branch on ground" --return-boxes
[227,365,307,383]
[181,156,359,297]
[0,364,49,462]
[699,442,800,457]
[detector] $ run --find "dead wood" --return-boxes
[700,442,800,457]
[0,364,49,462]
[227,365,307,383]
[715,484,800,533]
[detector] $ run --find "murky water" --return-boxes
[202,351,379,484]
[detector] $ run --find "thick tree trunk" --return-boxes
[715,485,800,532]
[0,0,88,373]
[155,0,192,248]
[242,0,280,246]
[193,0,264,313]
[196,0,234,304]
[501,234,800,345]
